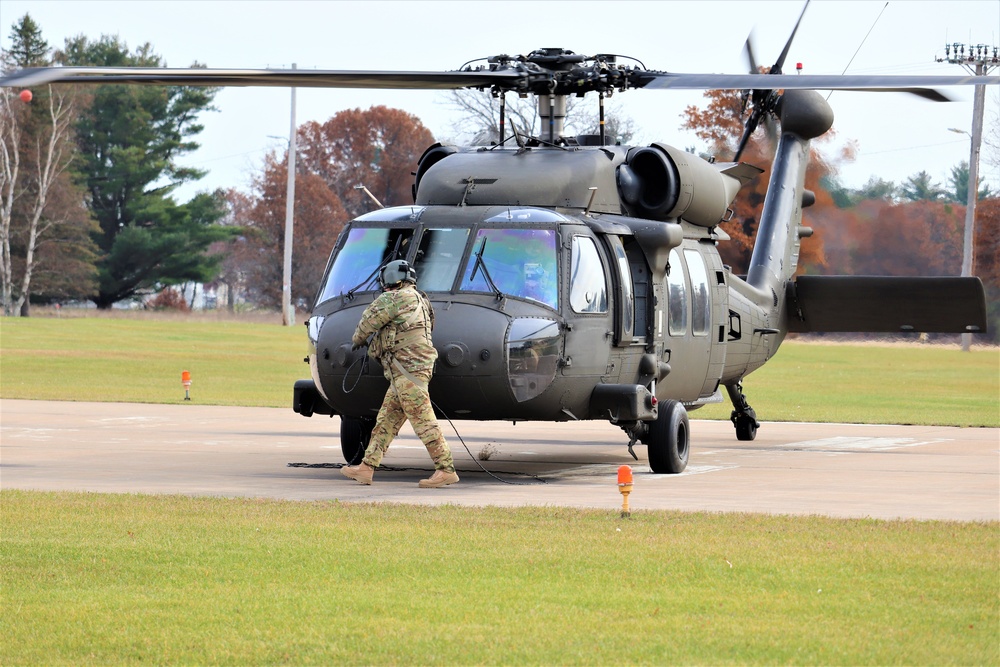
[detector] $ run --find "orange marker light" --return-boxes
[181,370,192,401]
[19,89,32,103]
[617,464,633,518]
[617,464,633,485]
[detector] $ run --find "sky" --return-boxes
[2,0,998,203]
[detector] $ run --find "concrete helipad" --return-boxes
[1,399,997,521]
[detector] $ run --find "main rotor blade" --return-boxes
[3,65,995,102]
[0,66,525,90]
[743,29,761,75]
[636,72,999,101]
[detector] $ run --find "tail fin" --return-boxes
[746,90,833,299]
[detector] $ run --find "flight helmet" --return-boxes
[379,259,417,289]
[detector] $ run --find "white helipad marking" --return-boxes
[779,436,950,451]
[681,464,739,476]
[92,416,173,428]
[1,427,71,441]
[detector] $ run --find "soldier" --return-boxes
[341,259,459,488]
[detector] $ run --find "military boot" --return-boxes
[342,463,374,485]
[418,469,459,488]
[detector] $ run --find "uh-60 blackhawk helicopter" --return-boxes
[3,13,991,474]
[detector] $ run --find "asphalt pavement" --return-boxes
[1,399,997,521]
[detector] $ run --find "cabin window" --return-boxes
[460,228,558,309]
[413,228,470,292]
[610,239,634,335]
[570,236,608,314]
[685,249,711,336]
[602,235,635,344]
[317,227,413,302]
[667,248,687,335]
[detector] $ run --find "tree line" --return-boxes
[2,14,997,340]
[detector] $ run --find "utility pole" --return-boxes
[937,44,998,351]
[282,64,297,327]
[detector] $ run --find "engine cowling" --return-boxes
[617,142,759,227]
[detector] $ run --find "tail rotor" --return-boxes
[733,0,810,161]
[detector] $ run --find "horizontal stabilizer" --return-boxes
[786,276,987,334]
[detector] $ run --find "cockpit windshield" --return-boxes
[317,227,413,302]
[412,228,470,292]
[461,228,558,309]
[317,221,559,309]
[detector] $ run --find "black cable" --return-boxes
[431,398,545,485]
[342,351,368,394]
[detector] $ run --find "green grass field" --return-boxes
[1,314,997,426]
[2,491,997,666]
[1,314,998,664]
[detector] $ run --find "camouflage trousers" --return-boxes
[362,363,454,472]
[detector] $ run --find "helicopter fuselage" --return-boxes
[301,199,779,424]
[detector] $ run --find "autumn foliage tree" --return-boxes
[297,105,434,220]
[227,106,434,309]
[681,88,832,274]
[974,197,1000,341]
[812,199,964,277]
[224,153,347,309]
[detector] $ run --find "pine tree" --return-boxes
[57,34,231,307]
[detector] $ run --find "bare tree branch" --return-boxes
[0,87,23,315]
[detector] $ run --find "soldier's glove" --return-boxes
[351,342,364,351]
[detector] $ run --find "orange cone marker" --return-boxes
[618,464,633,518]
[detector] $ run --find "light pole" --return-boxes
[939,44,996,351]
[947,125,978,353]
[281,64,298,327]
[948,126,976,333]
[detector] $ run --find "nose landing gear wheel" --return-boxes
[340,416,374,465]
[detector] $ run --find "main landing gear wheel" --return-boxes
[340,416,374,465]
[646,399,689,474]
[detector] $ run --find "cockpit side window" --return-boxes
[317,227,413,303]
[570,236,609,314]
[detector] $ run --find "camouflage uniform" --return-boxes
[352,283,455,473]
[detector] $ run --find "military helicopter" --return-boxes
[3,12,991,474]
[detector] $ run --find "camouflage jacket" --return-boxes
[352,283,437,373]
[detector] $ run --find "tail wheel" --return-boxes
[647,399,689,474]
[735,414,758,441]
[340,416,374,465]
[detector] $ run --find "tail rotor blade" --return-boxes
[771,0,810,74]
